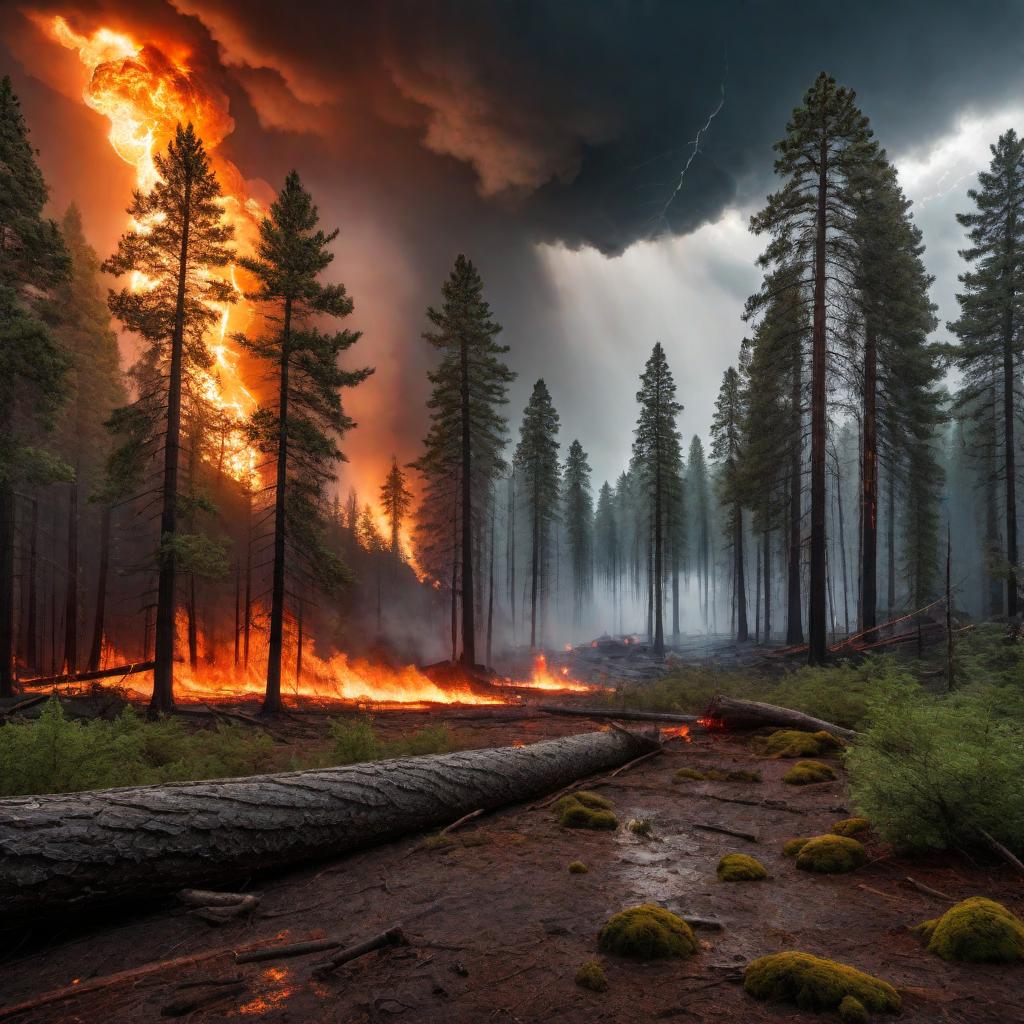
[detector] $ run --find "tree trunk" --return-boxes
[243,487,253,670]
[87,505,111,672]
[63,476,79,675]
[787,358,804,644]
[25,497,38,675]
[886,458,896,618]
[265,296,293,713]
[0,729,657,924]
[808,125,829,664]
[152,169,193,712]
[486,494,495,668]
[530,476,540,650]
[0,480,14,697]
[459,336,476,666]
[734,505,748,642]
[861,323,878,633]
[1004,306,1018,617]
[705,694,855,741]
[763,528,771,643]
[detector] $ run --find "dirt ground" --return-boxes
[1,718,1022,1024]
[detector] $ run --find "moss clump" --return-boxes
[839,995,869,1023]
[597,904,698,960]
[627,817,653,837]
[795,834,867,874]
[673,767,706,783]
[744,951,900,1014]
[726,768,762,782]
[756,729,845,758]
[831,817,870,837]
[717,853,768,881]
[555,791,618,830]
[673,766,759,784]
[568,860,588,874]
[912,897,1024,963]
[783,759,837,785]
[575,959,608,992]
[783,837,813,857]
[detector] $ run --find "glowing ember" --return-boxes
[659,725,691,741]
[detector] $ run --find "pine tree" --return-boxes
[238,171,370,713]
[631,343,683,655]
[514,380,561,649]
[562,439,594,626]
[685,436,712,630]
[103,123,234,711]
[380,457,414,564]
[593,481,619,625]
[750,72,881,663]
[0,77,70,696]
[711,366,749,642]
[413,255,514,666]
[52,205,125,674]
[949,129,1024,618]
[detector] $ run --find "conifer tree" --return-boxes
[711,366,749,642]
[413,255,514,666]
[949,129,1024,618]
[631,343,683,655]
[685,436,712,630]
[562,439,594,626]
[750,72,881,663]
[380,457,414,564]
[104,123,234,711]
[514,380,561,649]
[0,77,70,696]
[237,171,370,713]
[594,481,619,623]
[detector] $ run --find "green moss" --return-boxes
[598,904,698,960]
[575,959,608,992]
[726,768,762,782]
[568,860,589,874]
[783,759,838,785]
[795,834,867,874]
[555,790,618,829]
[717,853,768,881]
[743,951,900,1013]
[783,837,813,857]
[912,897,1024,963]
[839,995,869,1023]
[673,767,707,782]
[673,766,760,784]
[702,767,729,781]
[756,729,845,758]
[831,817,870,837]
[627,817,653,837]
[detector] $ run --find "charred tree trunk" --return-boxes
[459,335,476,667]
[861,323,878,633]
[62,475,79,676]
[24,497,38,675]
[87,505,111,672]
[1003,291,1018,617]
[0,730,657,924]
[787,359,804,645]
[486,494,495,668]
[705,694,855,741]
[762,528,771,643]
[886,458,896,619]
[0,479,14,697]
[734,505,748,642]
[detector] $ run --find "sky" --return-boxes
[3,0,1024,493]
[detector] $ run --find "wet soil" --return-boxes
[1,722,1022,1023]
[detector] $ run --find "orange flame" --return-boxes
[513,654,595,693]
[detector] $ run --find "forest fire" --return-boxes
[509,654,595,693]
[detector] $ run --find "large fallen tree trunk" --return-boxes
[537,704,700,725]
[0,729,656,924]
[18,660,155,688]
[703,695,856,741]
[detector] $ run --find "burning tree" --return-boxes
[380,457,414,565]
[237,171,372,715]
[0,77,71,698]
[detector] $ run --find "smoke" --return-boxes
[4,0,1024,499]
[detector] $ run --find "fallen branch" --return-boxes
[178,889,258,909]
[160,983,247,1018]
[19,661,155,688]
[979,828,1024,878]
[438,809,484,837]
[703,695,857,741]
[0,694,48,720]
[674,790,808,815]
[538,705,699,725]
[311,926,408,978]
[687,821,758,843]
[901,876,954,902]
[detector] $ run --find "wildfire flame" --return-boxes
[512,655,595,693]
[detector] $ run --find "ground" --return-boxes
[1,716,1022,1023]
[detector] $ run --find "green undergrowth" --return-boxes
[717,853,768,881]
[0,700,466,797]
[673,766,761,783]
[753,729,844,758]
[794,835,867,874]
[743,951,900,1014]
[556,790,618,830]
[598,904,698,959]
[575,959,608,991]
[783,759,837,785]
[912,897,1024,963]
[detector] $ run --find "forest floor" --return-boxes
[1,714,1022,1024]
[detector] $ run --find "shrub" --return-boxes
[743,951,900,1013]
[568,860,589,874]
[795,835,867,874]
[831,817,870,837]
[328,717,457,765]
[717,853,767,881]
[598,904,697,960]
[839,995,869,1023]
[726,768,762,782]
[756,729,844,759]
[575,959,608,992]
[782,760,837,785]
[782,837,812,857]
[627,817,653,837]
[912,897,1024,963]
[556,791,618,830]
[845,686,1024,853]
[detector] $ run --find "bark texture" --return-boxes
[0,729,656,923]
[704,694,856,741]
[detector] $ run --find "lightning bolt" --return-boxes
[652,77,726,237]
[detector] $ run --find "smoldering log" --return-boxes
[18,661,156,688]
[0,729,658,923]
[703,695,857,741]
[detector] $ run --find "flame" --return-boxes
[660,725,691,741]
[49,15,259,482]
[513,654,595,693]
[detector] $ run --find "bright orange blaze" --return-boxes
[660,725,691,741]
[513,655,595,693]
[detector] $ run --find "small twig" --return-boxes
[856,883,913,904]
[311,926,407,978]
[439,808,484,836]
[902,876,955,901]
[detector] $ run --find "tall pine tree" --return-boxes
[562,439,594,626]
[380,457,414,564]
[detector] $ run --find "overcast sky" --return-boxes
[3,1,1023,496]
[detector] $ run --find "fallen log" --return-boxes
[0,729,657,924]
[703,695,857,741]
[311,926,407,978]
[18,661,155,688]
[537,704,700,725]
